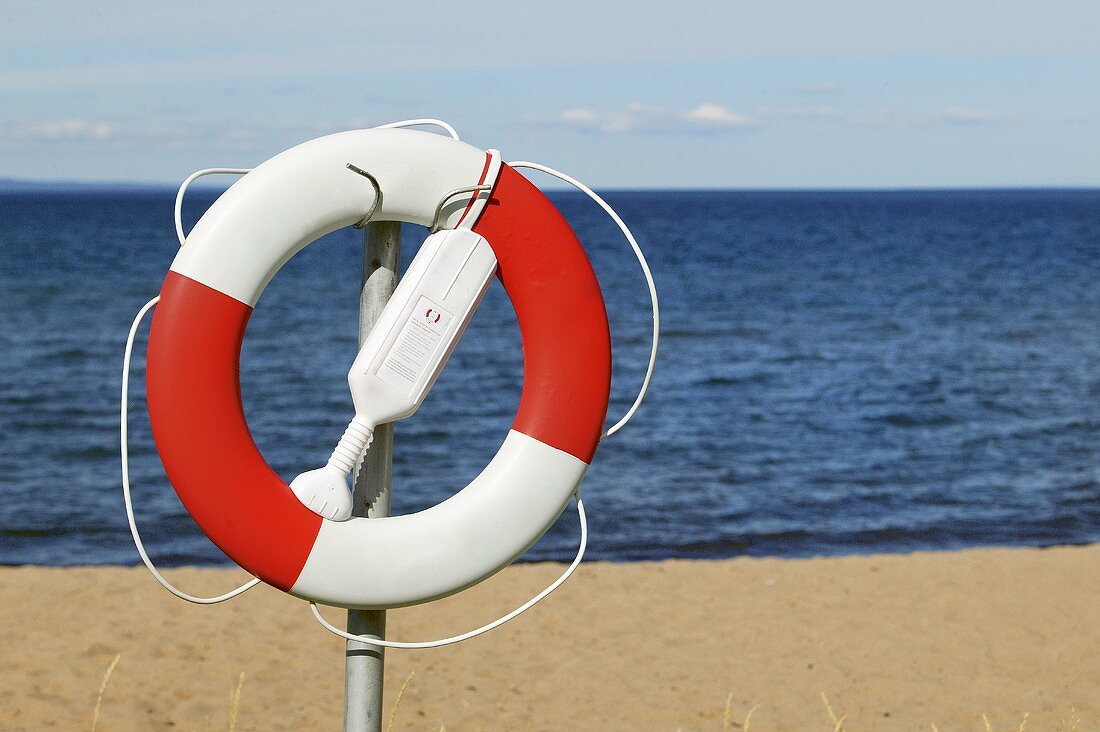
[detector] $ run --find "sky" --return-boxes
[1,1,1098,188]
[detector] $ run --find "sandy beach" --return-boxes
[1,545,1096,731]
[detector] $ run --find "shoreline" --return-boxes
[3,544,1096,730]
[8,536,1100,571]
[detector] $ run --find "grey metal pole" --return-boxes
[344,221,401,731]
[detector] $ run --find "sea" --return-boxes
[0,187,1097,566]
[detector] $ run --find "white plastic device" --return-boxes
[290,228,498,519]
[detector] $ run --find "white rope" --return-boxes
[508,162,660,438]
[174,169,252,247]
[310,495,586,649]
[373,118,460,141]
[121,296,261,603]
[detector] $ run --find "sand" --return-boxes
[1,545,1096,731]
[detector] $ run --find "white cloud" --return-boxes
[0,118,285,154]
[561,108,601,126]
[0,119,117,142]
[537,101,1003,135]
[684,103,759,128]
[539,103,759,134]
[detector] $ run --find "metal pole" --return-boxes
[344,221,401,731]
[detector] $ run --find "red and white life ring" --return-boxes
[145,129,612,609]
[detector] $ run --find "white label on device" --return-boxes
[377,296,454,394]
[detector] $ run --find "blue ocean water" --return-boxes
[0,187,1096,567]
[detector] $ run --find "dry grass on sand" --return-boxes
[1,544,1096,730]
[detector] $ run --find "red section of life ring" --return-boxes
[145,162,611,591]
[473,164,612,462]
[147,273,322,590]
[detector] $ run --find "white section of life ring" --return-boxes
[171,128,491,306]
[290,430,587,608]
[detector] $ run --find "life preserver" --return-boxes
[145,129,612,609]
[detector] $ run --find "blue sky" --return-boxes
[1,1,1098,187]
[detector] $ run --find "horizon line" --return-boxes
[2,177,1099,194]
